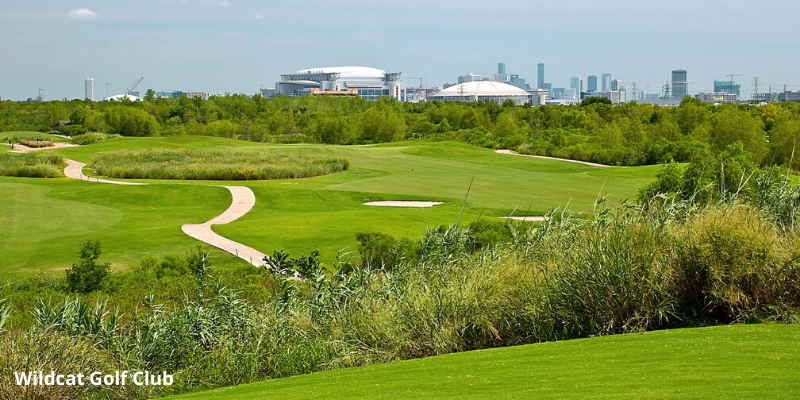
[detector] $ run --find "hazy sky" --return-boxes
[1,0,799,101]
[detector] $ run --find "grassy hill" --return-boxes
[167,324,800,400]
[0,136,659,275]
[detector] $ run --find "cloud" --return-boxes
[68,8,98,19]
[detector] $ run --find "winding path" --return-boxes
[61,160,264,266]
[181,186,266,267]
[64,159,149,185]
[495,149,616,168]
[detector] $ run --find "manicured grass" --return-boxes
[0,136,660,274]
[168,324,800,400]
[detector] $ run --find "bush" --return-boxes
[70,131,108,145]
[0,152,63,178]
[91,149,350,180]
[65,241,110,294]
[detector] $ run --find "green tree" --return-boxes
[65,240,110,294]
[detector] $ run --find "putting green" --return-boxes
[0,136,660,275]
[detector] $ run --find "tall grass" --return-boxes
[1,182,798,399]
[91,149,350,180]
[0,152,63,178]
[17,139,52,148]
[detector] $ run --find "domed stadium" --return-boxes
[429,81,531,106]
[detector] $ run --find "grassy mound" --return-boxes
[18,139,53,148]
[91,149,350,180]
[167,324,800,399]
[0,152,63,178]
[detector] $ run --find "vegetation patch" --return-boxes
[91,149,350,180]
[17,139,53,148]
[0,152,63,178]
[70,132,120,145]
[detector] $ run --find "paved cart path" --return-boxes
[64,159,149,185]
[494,149,617,168]
[181,186,266,267]
[61,160,263,265]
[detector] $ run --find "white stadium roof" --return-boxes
[295,66,387,79]
[433,81,528,97]
[105,94,141,101]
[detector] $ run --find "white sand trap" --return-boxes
[494,149,616,168]
[499,216,548,222]
[364,201,444,208]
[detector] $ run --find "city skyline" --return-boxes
[1,1,799,101]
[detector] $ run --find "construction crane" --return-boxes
[126,77,144,96]
[407,77,427,101]
[727,74,742,88]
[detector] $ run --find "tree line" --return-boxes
[1,95,799,168]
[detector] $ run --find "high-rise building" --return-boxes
[587,75,598,92]
[509,74,526,90]
[85,77,94,101]
[497,63,507,82]
[570,76,581,98]
[611,79,622,91]
[537,63,545,89]
[601,73,612,92]
[714,79,740,97]
[672,70,688,99]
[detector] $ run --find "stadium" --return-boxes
[275,66,402,101]
[429,81,531,106]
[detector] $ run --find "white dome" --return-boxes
[295,66,387,79]
[433,81,528,97]
[105,94,141,101]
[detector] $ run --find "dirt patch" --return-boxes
[363,201,444,208]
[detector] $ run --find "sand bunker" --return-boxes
[363,201,444,208]
[499,216,548,222]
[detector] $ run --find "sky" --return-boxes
[1,0,799,101]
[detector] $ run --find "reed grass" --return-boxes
[91,149,350,180]
[17,139,53,148]
[0,152,63,178]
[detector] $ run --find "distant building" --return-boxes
[587,75,598,92]
[714,80,741,96]
[601,73,612,92]
[458,73,482,84]
[527,88,550,106]
[85,77,94,101]
[260,88,277,99]
[671,70,688,99]
[276,66,402,101]
[509,74,526,90]
[695,92,737,103]
[537,63,545,89]
[569,76,582,98]
[497,62,507,82]
[155,90,207,100]
[429,81,532,106]
[586,90,626,104]
[753,92,779,103]
[779,91,800,102]
[611,79,622,91]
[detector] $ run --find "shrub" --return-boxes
[0,152,63,178]
[65,241,110,294]
[70,131,108,145]
[91,149,350,180]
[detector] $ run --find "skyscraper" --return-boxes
[611,79,622,91]
[569,76,581,99]
[537,63,544,89]
[671,70,688,99]
[601,73,612,92]
[587,75,598,92]
[85,77,94,101]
